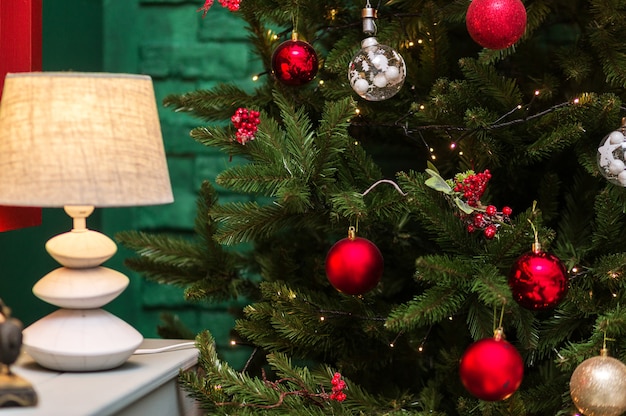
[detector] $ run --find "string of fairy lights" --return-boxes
[251,23,625,164]
[224,93,626,357]
[222,6,626,390]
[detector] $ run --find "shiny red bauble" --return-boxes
[459,331,524,401]
[508,249,568,310]
[271,39,319,86]
[325,231,383,295]
[466,0,527,50]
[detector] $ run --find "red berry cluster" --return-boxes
[197,0,240,17]
[465,205,513,239]
[453,169,492,207]
[219,0,240,11]
[329,372,347,402]
[231,107,260,145]
[452,170,513,239]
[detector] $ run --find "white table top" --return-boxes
[3,338,199,416]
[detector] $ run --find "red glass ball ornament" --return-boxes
[271,39,319,86]
[325,229,383,295]
[508,248,568,310]
[466,0,527,50]
[459,330,524,401]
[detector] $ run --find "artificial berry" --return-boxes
[485,205,497,216]
[330,373,347,402]
[453,170,492,207]
[483,224,497,239]
[467,224,476,233]
[473,213,484,227]
[219,0,240,11]
[502,206,513,216]
[231,107,260,144]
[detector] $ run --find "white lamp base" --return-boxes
[23,206,144,372]
[23,308,143,372]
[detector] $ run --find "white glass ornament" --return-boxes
[348,37,406,101]
[597,128,626,186]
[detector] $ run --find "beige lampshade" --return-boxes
[0,72,173,207]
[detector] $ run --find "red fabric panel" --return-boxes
[0,0,43,231]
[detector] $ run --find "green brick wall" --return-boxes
[102,0,261,367]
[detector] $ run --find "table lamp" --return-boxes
[0,72,174,372]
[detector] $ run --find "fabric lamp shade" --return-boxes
[0,72,173,207]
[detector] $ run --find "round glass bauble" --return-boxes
[597,129,626,186]
[348,37,406,101]
[271,39,319,86]
[570,353,626,416]
[459,335,524,401]
[325,236,383,295]
[508,249,568,310]
[466,0,527,50]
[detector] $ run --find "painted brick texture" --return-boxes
[105,0,261,367]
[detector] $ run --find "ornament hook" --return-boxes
[528,201,541,252]
[493,303,506,336]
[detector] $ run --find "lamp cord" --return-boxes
[133,341,196,355]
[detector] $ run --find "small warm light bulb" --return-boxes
[573,97,580,104]
[448,316,453,321]
[389,343,395,348]
[355,108,361,115]
[252,75,259,81]
[419,104,425,110]
[418,345,424,352]
[613,293,618,298]
[430,154,436,160]
[458,151,464,156]
[417,39,423,44]
[450,143,457,150]
[516,104,522,109]
[319,80,325,85]
[534,90,540,96]
[320,316,325,321]
[230,340,237,346]
[407,41,414,47]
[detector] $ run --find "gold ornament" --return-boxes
[570,348,626,416]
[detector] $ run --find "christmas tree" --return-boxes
[117,0,626,414]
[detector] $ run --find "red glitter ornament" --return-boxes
[325,227,383,295]
[508,243,569,310]
[271,37,319,86]
[466,0,527,50]
[459,328,524,401]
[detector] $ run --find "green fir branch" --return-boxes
[385,285,466,331]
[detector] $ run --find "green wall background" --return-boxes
[0,0,259,367]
